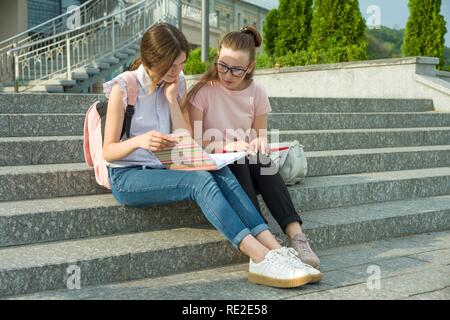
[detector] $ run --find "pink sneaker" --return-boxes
[290,233,320,269]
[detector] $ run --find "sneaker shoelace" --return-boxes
[277,247,316,271]
[292,236,314,254]
[266,251,298,271]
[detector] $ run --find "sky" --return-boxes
[256,0,450,46]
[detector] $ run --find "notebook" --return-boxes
[153,132,247,171]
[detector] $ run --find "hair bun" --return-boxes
[240,25,262,48]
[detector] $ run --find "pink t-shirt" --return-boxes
[190,80,272,142]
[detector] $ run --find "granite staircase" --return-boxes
[0,94,449,298]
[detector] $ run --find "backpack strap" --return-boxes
[120,71,138,139]
[121,71,138,106]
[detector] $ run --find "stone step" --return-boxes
[3,160,450,246]
[9,229,450,300]
[0,227,245,298]
[0,113,85,137]
[268,112,450,130]
[1,126,449,165]
[1,131,449,175]
[0,94,102,114]
[2,112,450,137]
[279,127,450,151]
[71,72,90,81]
[269,98,434,113]
[0,163,107,202]
[0,85,64,93]
[0,194,204,247]
[123,48,137,55]
[1,161,450,209]
[83,67,100,75]
[1,194,450,298]
[88,61,110,70]
[98,57,120,65]
[0,136,83,166]
[114,52,129,60]
[1,79,77,88]
[306,145,450,176]
[0,95,433,114]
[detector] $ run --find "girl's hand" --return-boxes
[164,77,179,105]
[224,141,252,154]
[249,137,269,155]
[138,130,175,152]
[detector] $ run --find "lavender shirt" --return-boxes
[103,64,186,168]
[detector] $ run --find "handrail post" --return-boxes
[112,16,115,54]
[66,34,72,80]
[177,0,182,30]
[13,54,18,93]
[201,0,209,62]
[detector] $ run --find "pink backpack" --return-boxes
[83,71,138,189]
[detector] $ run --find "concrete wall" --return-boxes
[0,0,28,42]
[185,57,450,112]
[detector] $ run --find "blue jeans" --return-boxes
[108,165,269,249]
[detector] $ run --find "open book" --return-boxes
[153,132,247,171]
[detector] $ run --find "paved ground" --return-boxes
[7,230,450,300]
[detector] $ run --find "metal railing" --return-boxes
[6,0,177,92]
[0,0,135,84]
[2,0,266,92]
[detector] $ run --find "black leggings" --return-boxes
[228,153,303,233]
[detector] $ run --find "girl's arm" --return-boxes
[103,84,174,162]
[166,78,193,136]
[252,114,269,138]
[250,114,269,155]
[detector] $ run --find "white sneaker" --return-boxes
[248,250,312,288]
[275,247,322,283]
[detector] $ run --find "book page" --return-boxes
[209,152,248,169]
[153,132,217,170]
[153,132,250,171]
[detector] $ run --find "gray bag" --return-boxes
[269,140,308,185]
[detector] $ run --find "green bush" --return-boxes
[273,50,308,67]
[274,0,313,57]
[263,9,279,57]
[256,52,275,69]
[184,47,218,75]
[308,0,367,64]
[402,0,447,68]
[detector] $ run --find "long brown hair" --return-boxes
[129,22,190,92]
[185,25,262,107]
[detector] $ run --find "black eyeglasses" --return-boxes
[215,62,250,77]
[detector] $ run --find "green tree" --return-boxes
[275,0,313,57]
[402,0,447,67]
[184,47,218,75]
[367,27,404,60]
[308,0,367,64]
[263,8,279,56]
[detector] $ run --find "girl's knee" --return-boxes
[193,170,214,181]
[190,171,216,191]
